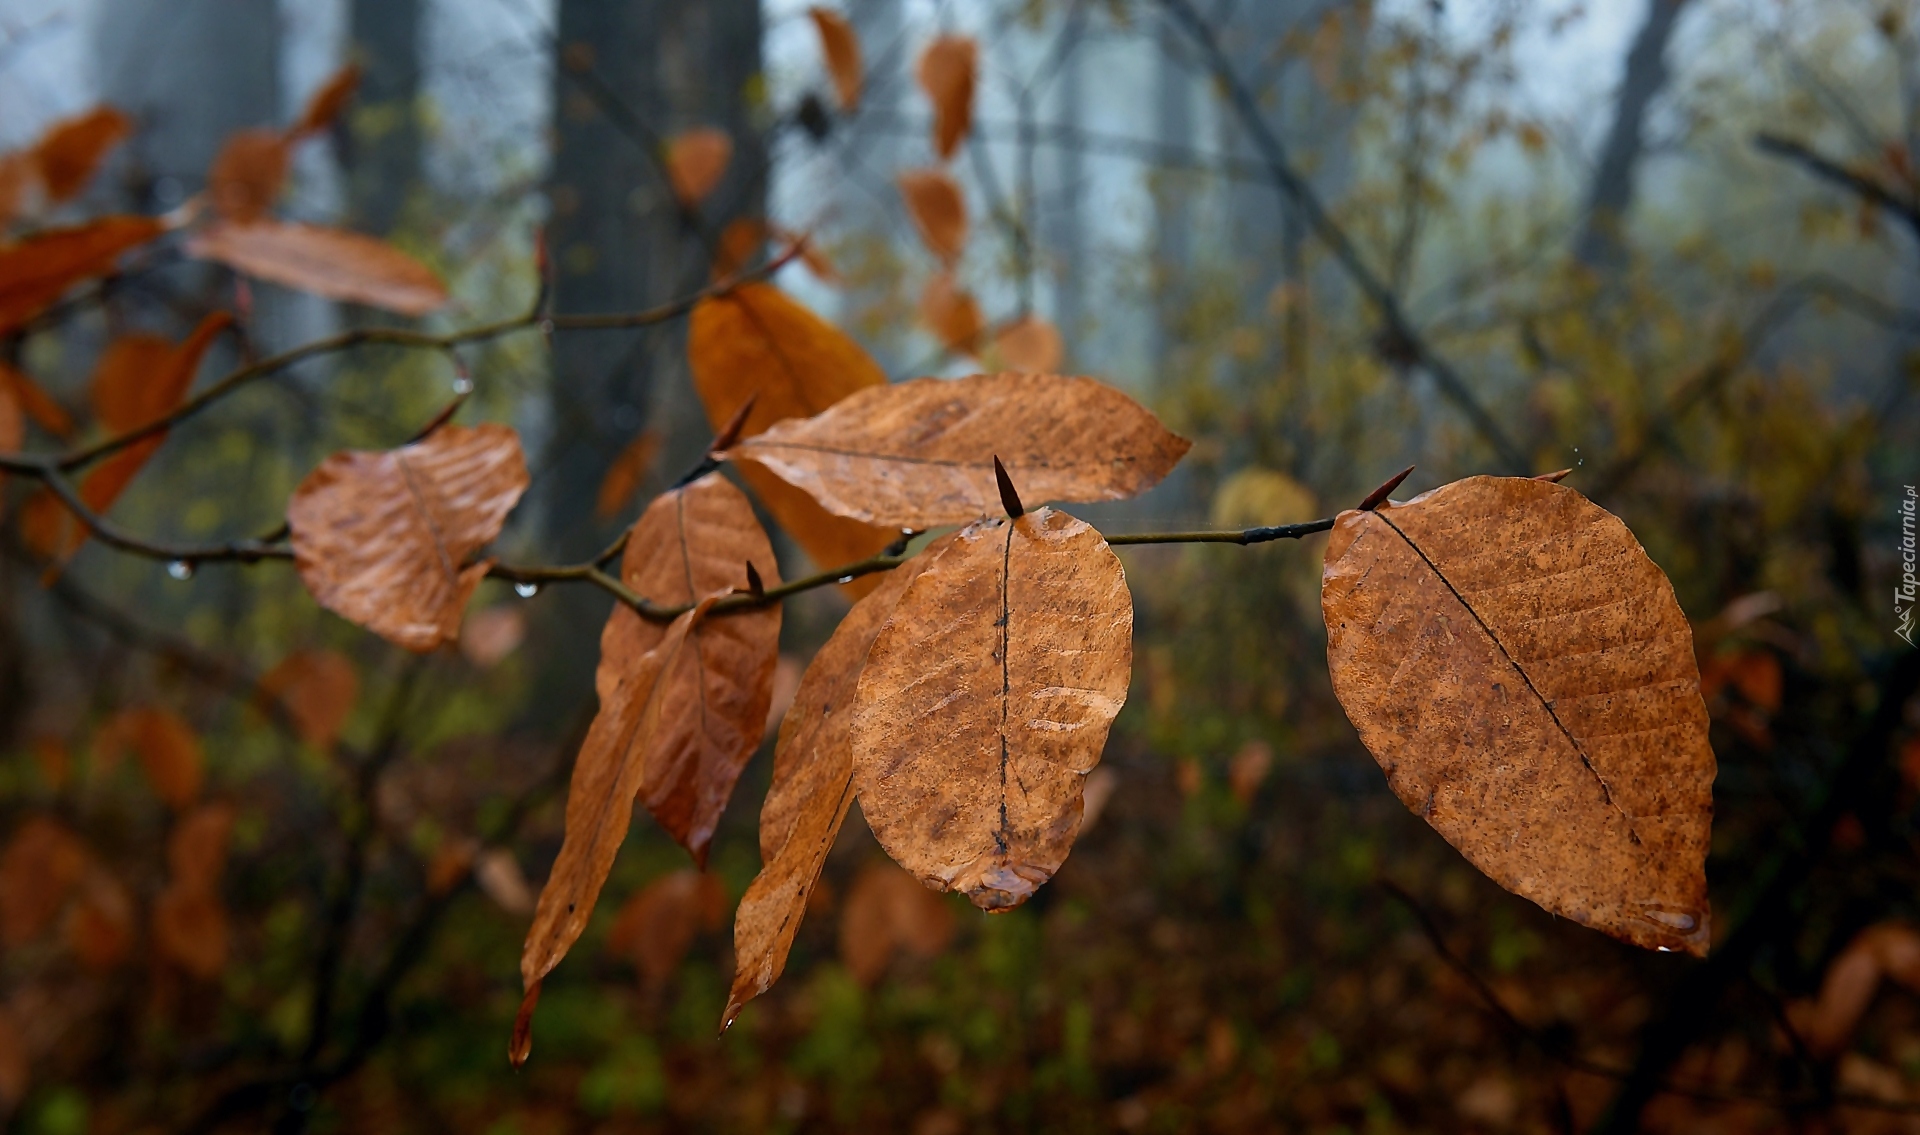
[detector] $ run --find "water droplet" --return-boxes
[539,319,555,336]
[167,560,194,580]
[1573,446,1583,467]
[514,582,540,598]
[1656,946,1674,953]
[837,576,853,585]
[1638,907,1698,932]
[452,375,474,395]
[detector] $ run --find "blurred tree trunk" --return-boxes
[1574,0,1688,271]
[1151,20,1195,370]
[346,0,422,235]
[1054,20,1086,360]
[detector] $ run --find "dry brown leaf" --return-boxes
[1320,475,1715,955]
[919,272,982,355]
[0,361,74,439]
[97,706,204,810]
[88,311,228,439]
[0,817,90,946]
[187,220,448,315]
[853,509,1132,910]
[475,848,535,917]
[594,428,661,520]
[666,128,733,207]
[519,603,705,1021]
[461,606,527,669]
[603,473,782,858]
[729,372,1192,528]
[897,169,967,264]
[259,648,360,748]
[992,315,1063,373]
[292,64,362,138]
[153,882,228,980]
[65,868,136,972]
[839,860,956,985]
[607,869,727,988]
[168,801,236,889]
[809,7,863,110]
[1795,923,1920,1057]
[688,283,897,592]
[726,537,952,1026]
[916,35,977,160]
[207,127,290,222]
[287,423,530,652]
[0,215,166,334]
[33,106,132,202]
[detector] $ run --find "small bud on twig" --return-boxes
[745,561,765,600]
[709,394,759,456]
[994,455,1025,519]
[1533,468,1573,484]
[1358,466,1415,512]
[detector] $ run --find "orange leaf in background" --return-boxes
[287,423,530,652]
[188,220,448,315]
[809,7,863,110]
[666,128,733,207]
[898,168,967,264]
[0,215,166,334]
[1701,649,1782,712]
[32,106,132,202]
[688,283,896,594]
[916,35,976,161]
[97,706,204,810]
[1228,740,1274,806]
[894,168,967,263]
[1793,923,1920,1057]
[65,868,135,972]
[0,817,90,946]
[594,428,661,520]
[1321,475,1715,956]
[839,861,956,985]
[729,372,1192,528]
[992,315,1063,373]
[292,63,362,138]
[168,801,236,889]
[461,606,527,669]
[88,333,174,432]
[607,869,726,988]
[726,538,950,1026]
[154,883,228,980]
[919,271,982,355]
[259,648,359,749]
[0,361,74,439]
[207,127,290,222]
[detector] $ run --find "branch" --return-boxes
[1753,132,1920,240]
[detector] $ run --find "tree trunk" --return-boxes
[346,0,422,234]
[1574,0,1688,271]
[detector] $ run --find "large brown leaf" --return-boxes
[853,508,1132,911]
[688,283,897,588]
[725,535,952,1027]
[0,216,166,334]
[287,424,530,652]
[729,373,1191,528]
[916,35,976,160]
[808,7,863,110]
[187,220,448,315]
[1320,475,1715,955]
[897,169,966,264]
[603,473,782,859]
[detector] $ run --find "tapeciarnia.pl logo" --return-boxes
[1899,485,1917,647]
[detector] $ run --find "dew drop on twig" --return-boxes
[514,582,540,598]
[167,560,195,581]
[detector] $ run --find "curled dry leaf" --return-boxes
[292,63,362,138]
[0,817,90,946]
[32,106,132,203]
[594,428,661,520]
[730,373,1192,528]
[688,283,896,592]
[726,536,952,1026]
[919,272,982,355]
[809,7,863,110]
[0,215,167,334]
[839,861,957,986]
[259,648,360,748]
[991,315,1063,374]
[188,220,448,316]
[665,128,734,207]
[606,869,727,988]
[97,706,204,810]
[916,35,977,161]
[207,127,290,222]
[461,606,527,669]
[1321,475,1715,955]
[287,423,530,652]
[1794,923,1920,1058]
[853,509,1132,911]
[897,169,967,264]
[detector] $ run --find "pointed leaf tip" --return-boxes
[711,392,758,455]
[509,982,541,1068]
[993,456,1024,519]
[745,561,765,599]
[1533,468,1573,483]
[1358,465,1415,512]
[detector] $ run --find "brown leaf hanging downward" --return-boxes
[688,284,896,591]
[1320,475,1715,956]
[288,424,529,652]
[729,373,1191,528]
[809,7,863,110]
[897,169,967,264]
[603,473,782,859]
[853,508,1132,911]
[188,220,448,315]
[726,535,952,1027]
[917,35,977,161]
